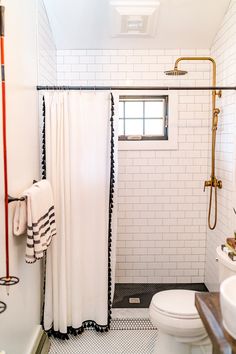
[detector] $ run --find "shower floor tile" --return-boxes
[49,318,157,354]
[113,282,208,308]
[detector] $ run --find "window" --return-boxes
[119,96,168,141]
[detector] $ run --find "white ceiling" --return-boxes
[43,0,231,49]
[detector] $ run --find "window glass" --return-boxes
[119,96,168,141]
[145,119,164,135]
[119,101,124,119]
[145,101,164,118]
[125,119,143,135]
[125,101,143,118]
[119,119,124,136]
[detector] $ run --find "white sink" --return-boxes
[220,274,236,339]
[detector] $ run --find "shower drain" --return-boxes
[129,297,141,304]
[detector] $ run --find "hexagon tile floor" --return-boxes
[49,316,157,354]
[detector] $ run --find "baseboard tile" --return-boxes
[30,327,50,354]
[35,331,50,354]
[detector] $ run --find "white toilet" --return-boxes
[149,246,236,354]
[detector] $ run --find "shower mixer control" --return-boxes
[203,178,222,192]
[214,90,222,98]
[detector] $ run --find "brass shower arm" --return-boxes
[174,56,216,65]
[174,56,222,99]
[174,57,217,88]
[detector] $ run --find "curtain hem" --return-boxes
[45,320,110,340]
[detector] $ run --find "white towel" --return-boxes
[13,200,27,236]
[13,180,57,263]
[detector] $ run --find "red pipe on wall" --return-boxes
[0,5,19,288]
[1,30,9,279]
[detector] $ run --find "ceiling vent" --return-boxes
[110,1,160,37]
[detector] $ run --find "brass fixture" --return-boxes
[164,68,188,76]
[165,57,222,230]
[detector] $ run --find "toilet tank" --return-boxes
[216,246,236,283]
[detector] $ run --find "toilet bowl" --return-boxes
[149,289,211,354]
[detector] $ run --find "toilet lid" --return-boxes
[151,290,200,319]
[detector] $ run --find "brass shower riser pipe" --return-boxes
[37,86,236,91]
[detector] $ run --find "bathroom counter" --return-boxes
[195,292,236,354]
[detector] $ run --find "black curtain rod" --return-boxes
[37,85,236,91]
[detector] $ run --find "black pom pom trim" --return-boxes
[41,96,47,329]
[107,92,115,328]
[45,320,109,339]
[41,96,46,180]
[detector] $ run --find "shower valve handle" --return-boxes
[204,180,211,192]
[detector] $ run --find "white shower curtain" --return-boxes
[42,91,118,336]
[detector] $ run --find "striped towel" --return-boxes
[13,180,56,263]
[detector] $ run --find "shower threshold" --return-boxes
[113,283,208,308]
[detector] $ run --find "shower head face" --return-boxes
[164,68,188,76]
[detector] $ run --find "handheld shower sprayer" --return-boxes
[165,57,222,230]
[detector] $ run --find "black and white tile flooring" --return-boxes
[49,310,157,354]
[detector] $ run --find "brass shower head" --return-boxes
[164,68,188,76]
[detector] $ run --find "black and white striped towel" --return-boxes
[13,180,57,263]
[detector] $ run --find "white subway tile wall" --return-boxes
[205,0,236,291]
[37,0,57,85]
[37,0,57,179]
[57,49,212,283]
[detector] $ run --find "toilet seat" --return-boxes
[151,289,200,320]
[149,289,206,338]
[149,289,211,354]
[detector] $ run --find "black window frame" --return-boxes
[118,95,169,141]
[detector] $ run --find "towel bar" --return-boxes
[8,196,25,203]
[8,180,38,203]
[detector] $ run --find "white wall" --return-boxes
[0,1,56,353]
[57,49,211,283]
[38,0,57,85]
[205,0,236,291]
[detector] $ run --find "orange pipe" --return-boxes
[1,34,9,279]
